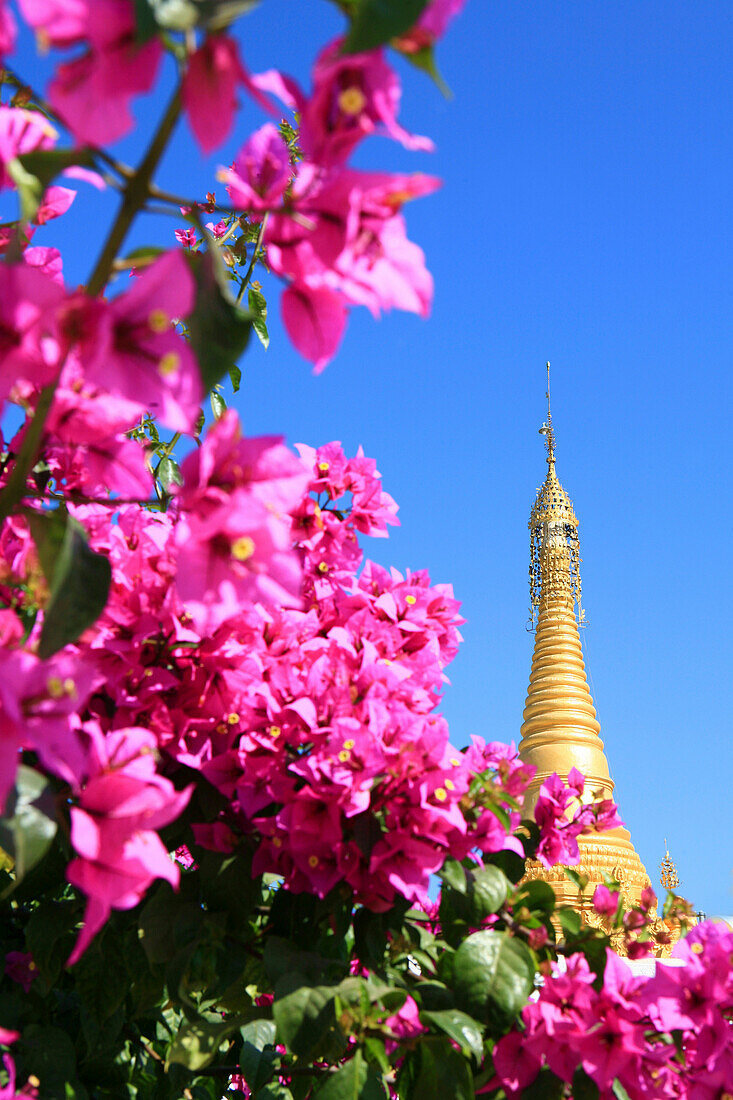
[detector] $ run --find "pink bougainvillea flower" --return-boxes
[4,951,37,994]
[33,184,75,225]
[183,34,240,154]
[66,725,192,965]
[174,412,309,628]
[592,883,620,917]
[27,0,163,146]
[0,262,65,405]
[281,281,347,372]
[302,40,433,165]
[267,167,440,317]
[24,245,63,283]
[17,0,88,47]
[77,250,202,432]
[0,106,57,190]
[182,34,250,154]
[254,39,432,167]
[219,122,292,213]
[0,0,15,58]
[174,225,197,248]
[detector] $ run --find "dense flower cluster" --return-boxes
[492,921,733,1099]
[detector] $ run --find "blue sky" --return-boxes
[9,1,732,916]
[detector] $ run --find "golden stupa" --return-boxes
[518,365,652,918]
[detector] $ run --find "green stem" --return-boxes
[237,213,269,303]
[86,86,183,297]
[0,380,58,526]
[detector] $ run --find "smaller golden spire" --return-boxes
[660,840,681,891]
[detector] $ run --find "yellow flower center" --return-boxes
[308,855,319,868]
[158,351,180,376]
[405,594,417,605]
[444,779,455,791]
[343,739,356,750]
[434,788,447,802]
[227,712,240,725]
[317,461,330,472]
[269,725,281,738]
[338,750,351,763]
[216,723,228,735]
[148,308,170,334]
[272,837,282,848]
[338,86,367,116]
[46,676,64,698]
[231,536,255,561]
[317,562,329,574]
[690,942,704,954]
[450,757,461,767]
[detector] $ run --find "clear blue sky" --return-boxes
[9,1,732,916]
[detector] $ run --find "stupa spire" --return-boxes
[518,367,652,925]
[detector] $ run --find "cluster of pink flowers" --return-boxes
[3,1,463,371]
[491,921,733,1099]
[533,766,623,868]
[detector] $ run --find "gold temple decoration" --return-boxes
[529,363,584,630]
[518,365,656,947]
[660,840,681,891]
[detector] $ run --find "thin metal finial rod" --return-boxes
[540,361,556,467]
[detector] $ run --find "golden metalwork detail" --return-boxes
[660,840,681,891]
[529,364,583,630]
[518,366,654,950]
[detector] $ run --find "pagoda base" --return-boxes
[522,829,677,957]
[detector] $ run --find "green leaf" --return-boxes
[248,285,269,349]
[122,244,167,268]
[6,158,43,223]
[167,1014,244,1071]
[20,1025,79,1096]
[264,936,344,987]
[210,390,226,419]
[612,1080,632,1100]
[486,848,525,884]
[29,509,111,659]
[256,1085,294,1100]
[133,0,160,41]
[239,1027,277,1095]
[0,765,57,889]
[409,1037,473,1100]
[469,865,510,919]
[563,867,589,892]
[438,857,467,894]
[9,148,97,222]
[558,907,582,937]
[25,900,77,985]
[572,1067,601,1100]
[185,244,252,394]
[229,364,242,392]
[156,455,183,492]
[273,976,337,1059]
[401,44,451,96]
[314,1049,386,1100]
[419,1008,484,1061]
[514,879,557,916]
[240,1019,277,1049]
[343,0,430,54]
[453,930,535,1028]
[522,1067,565,1099]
